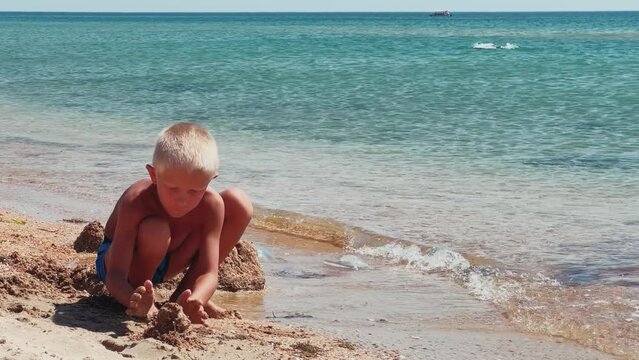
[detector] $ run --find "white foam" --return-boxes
[530,272,561,286]
[356,243,525,305]
[339,255,370,270]
[336,255,371,270]
[466,272,522,303]
[356,243,422,265]
[356,244,470,272]
[422,247,471,272]
[255,244,274,261]
[473,42,498,49]
[472,42,519,50]
[500,42,519,49]
[323,255,371,270]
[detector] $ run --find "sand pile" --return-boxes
[73,220,104,253]
[0,250,105,299]
[140,302,204,349]
[148,303,191,334]
[219,240,265,291]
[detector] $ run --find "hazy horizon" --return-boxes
[1,10,639,13]
[0,0,637,13]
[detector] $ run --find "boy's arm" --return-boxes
[188,192,225,304]
[104,195,144,307]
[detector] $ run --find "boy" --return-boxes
[96,122,253,323]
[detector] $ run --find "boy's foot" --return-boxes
[125,280,158,319]
[176,289,209,324]
[204,301,242,319]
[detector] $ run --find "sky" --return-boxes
[0,0,637,12]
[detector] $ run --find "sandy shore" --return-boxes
[0,206,619,359]
[0,209,395,360]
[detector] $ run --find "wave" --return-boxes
[250,206,639,357]
[251,208,353,248]
[323,255,371,270]
[355,242,639,358]
[473,42,498,50]
[473,42,519,50]
[251,207,398,249]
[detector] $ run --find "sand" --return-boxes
[0,209,395,360]
[0,206,620,359]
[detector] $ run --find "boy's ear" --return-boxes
[146,164,158,184]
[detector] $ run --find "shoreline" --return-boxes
[0,181,620,359]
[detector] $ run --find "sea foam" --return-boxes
[472,42,519,49]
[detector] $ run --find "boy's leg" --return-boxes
[218,187,254,265]
[166,188,253,303]
[105,216,170,318]
[126,216,171,287]
[204,187,253,318]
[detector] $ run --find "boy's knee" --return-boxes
[222,187,253,221]
[137,216,171,251]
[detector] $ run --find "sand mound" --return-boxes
[142,303,205,349]
[218,240,265,292]
[152,303,191,334]
[0,248,105,299]
[73,221,104,253]
[25,258,74,288]
[0,272,40,297]
[0,252,73,297]
[70,263,107,296]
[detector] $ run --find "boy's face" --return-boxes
[147,165,216,218]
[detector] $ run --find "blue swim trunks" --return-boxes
[95,237,169,285]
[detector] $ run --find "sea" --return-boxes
[0,11,638,358]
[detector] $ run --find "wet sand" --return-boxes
[243,230,617,360]
[0,202,618,359]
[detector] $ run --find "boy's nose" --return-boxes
[176,196,188,207]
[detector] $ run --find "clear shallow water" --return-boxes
[1,12,638,356]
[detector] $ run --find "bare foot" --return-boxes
[125,280,157,319]
[176,289,208,324]
[204,301,242,319]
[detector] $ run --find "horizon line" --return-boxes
[1,10,638,14]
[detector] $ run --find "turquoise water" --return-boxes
[1,11,638,281]
[1,12,639,355]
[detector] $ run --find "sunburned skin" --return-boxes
[125,281,230,321]
[102,165,252,323]
[126,280,157,318]
[96,123,252,323]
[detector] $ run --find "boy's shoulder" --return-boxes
[118,179,159,213]
[123,179,155,200]
[176,187,223,224]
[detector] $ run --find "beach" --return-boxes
[0,207,399,359]
[0,205,618,359]
[1,11,638,359]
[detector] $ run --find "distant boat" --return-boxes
[430,10,451,17]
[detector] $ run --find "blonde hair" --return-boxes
[153,122,219,175]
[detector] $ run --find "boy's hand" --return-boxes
[176,289,209,324]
